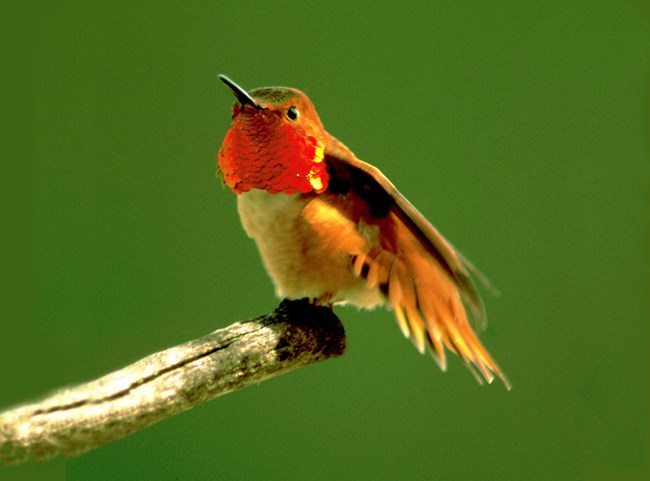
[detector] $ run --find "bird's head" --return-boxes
[217,75,330,195]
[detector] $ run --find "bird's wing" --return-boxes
[324,139,510,388]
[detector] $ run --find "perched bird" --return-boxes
[217,75,509,388]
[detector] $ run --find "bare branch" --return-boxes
[0,299,346,466]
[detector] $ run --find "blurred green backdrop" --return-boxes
[2,1,648,480]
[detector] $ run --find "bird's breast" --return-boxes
[236,189,384,307]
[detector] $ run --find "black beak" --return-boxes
[218,74,266,110]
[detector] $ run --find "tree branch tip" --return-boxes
[0,300,346,466]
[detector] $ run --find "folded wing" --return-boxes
[325,137,510,388]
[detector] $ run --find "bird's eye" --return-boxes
[287,106,299,121]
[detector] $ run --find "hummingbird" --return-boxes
[217,75,510,388]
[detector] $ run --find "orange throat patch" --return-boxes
[218,115,329,195]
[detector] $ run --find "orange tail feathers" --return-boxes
[384,221,511,389]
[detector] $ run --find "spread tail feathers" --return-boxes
[355,216,511,389]
[396,251,509,387]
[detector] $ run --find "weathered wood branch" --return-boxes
[0,299,346,466]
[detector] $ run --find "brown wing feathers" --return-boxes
[325,147,510,388]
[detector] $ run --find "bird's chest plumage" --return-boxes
[237,189,383,307]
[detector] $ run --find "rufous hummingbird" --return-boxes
[217,75,510,388]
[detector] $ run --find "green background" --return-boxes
[2,1,648,480]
